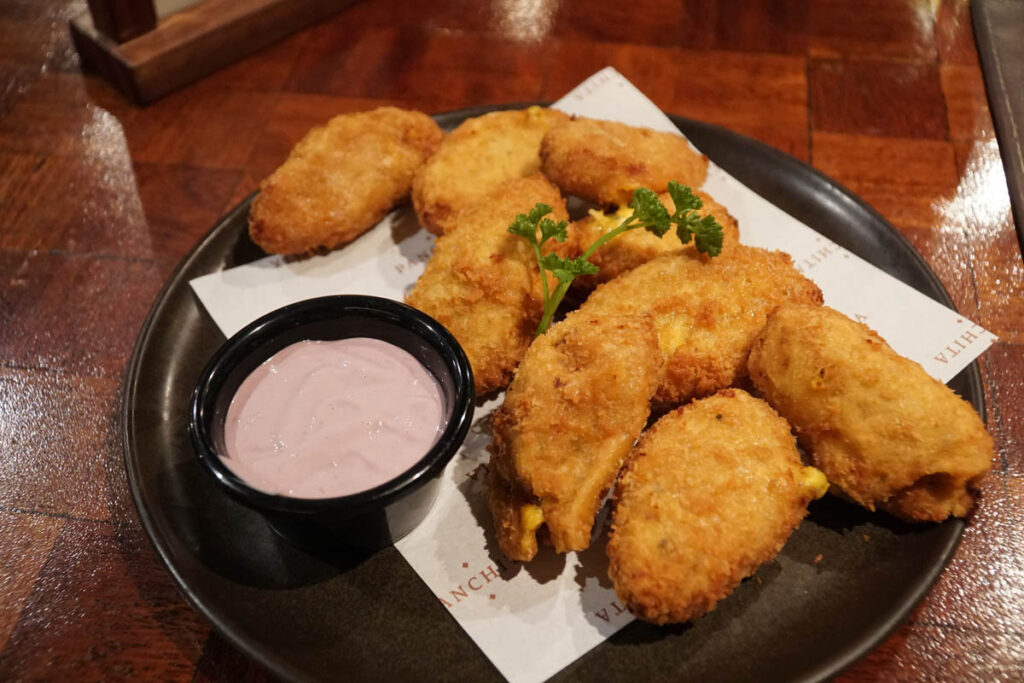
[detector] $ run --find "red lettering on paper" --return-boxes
[479,565,501,583]
[440,560,513,609]
[799,243,840,272]
[593,600,628,622]
[572,71,615,100]
[934,326,983,365]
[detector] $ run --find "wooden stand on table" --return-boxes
[70,0,357,105]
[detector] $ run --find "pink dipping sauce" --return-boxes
[222,337,446,498]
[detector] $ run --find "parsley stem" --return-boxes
[581,215,640,260]
[531,242,550,306]
[533,215,640,336]
[537,279,573,335]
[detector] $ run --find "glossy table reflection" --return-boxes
[1,0,1022,680]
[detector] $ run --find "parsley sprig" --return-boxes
[509,181,724,335]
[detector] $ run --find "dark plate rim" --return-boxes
[122,104,983,683]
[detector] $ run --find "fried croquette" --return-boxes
[747,304,994,522]
[607,389,828,625]
[405,175,569,395]
[249,107,443,254]
[577,245,823,407]
[570,190,740,290]
[540,116,709,207]
[488,313,662,561]
[412,106,569,235]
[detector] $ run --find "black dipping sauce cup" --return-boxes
[189,295,475,553]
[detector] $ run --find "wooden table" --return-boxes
[1,0,1022,679]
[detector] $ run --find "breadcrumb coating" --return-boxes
[578,245,823,407]
[748,304,994,522]
[540,116,708,207]
[412,106,569,235]
[405,175,569,396]
[488,312,662,561]
[608,389,826,624]
[249,107,443,254]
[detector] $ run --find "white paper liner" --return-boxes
[188,67,995,683]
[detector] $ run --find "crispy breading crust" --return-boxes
[405,175,569,395]
[412,106,569,235]
[607,389,826,625]
[747,304,994,522]
[488,313,663,561]
[577,245,823,407]
[249,107,443,254]
[540,116,709,207]
[487,463,543,562]
[570,190,741,290]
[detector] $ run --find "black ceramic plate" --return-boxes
[123,106,984,683]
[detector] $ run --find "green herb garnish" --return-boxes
[509,181,724,336]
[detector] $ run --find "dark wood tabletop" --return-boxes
[2,0,1022,680]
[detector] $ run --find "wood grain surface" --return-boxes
[1,0,1022,680]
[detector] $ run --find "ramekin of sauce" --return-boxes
[189,295,474,552]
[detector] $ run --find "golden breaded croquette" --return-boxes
[405,175,569,396]
[570,190,740,290]
[607,389,828,625]
[747,304,994,522]
[540,116,709,207]
[249,107,443,254]
[488,313,662,561]
[577,245,823,407]
[412,106,569,235]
